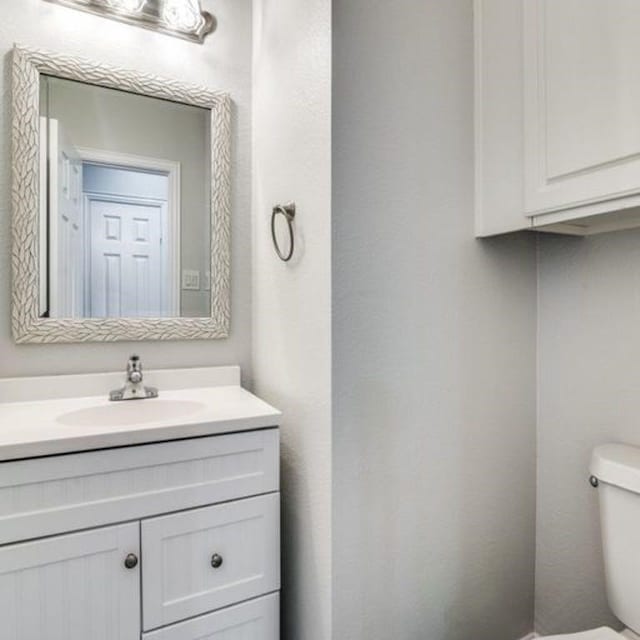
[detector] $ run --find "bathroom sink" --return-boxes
[56,399,206,428]
[0,367,281,460]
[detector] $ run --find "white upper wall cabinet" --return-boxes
[524,0,640,215]
[475,0,640,236]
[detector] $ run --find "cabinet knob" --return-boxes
[210,553,224,569]
[124,553,139,570]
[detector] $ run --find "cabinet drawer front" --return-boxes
[0,523,140,640]
[142,494,280,630]
[0,429,279,545]
[142,594,279,640]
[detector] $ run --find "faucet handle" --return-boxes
[127,355,143,384]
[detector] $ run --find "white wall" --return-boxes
[535,231,640,635]
[251,0,332,638]
[0,0,252,378]
[332,2,538,639]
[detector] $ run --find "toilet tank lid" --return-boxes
[591,444,640,494]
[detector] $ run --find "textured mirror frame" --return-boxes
[11,45,231,343]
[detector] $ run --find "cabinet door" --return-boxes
[0,523,140,640]
[524,0,640,215]
[142,594,279,640]
[142,494,280,630]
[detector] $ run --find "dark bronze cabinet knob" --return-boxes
[210,553,224,569]
[124,553,139,569]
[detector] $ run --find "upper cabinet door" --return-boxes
[524,0,640,215]
[0,523,140,640]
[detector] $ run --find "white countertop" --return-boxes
[0,367,281,461]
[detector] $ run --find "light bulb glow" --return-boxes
[161,0,205,32]
[103,0,146,14]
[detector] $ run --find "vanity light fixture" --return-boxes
[44,0,215,43]
[104,0,146,13]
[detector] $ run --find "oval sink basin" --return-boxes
[57,400,206,428]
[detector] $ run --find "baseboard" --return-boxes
[519,634,537,640]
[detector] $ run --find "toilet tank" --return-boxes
[591,444,640,634]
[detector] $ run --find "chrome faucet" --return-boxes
[109,355,158,401]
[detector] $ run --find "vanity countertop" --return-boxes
[0,367,280,461]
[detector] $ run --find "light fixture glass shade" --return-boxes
[103,0,146,13]
[161,0,205,33]
[44,0,215,42]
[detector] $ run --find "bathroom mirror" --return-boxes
[11,45,231,343]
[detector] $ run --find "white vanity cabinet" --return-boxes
[475,0,640,236]
[0,428,280,640]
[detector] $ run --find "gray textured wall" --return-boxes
[252,0,332,638]
[0,0,252,380]
[535,231,640,635]
[332,1,538,639]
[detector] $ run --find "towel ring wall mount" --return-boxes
[271,202,296,262]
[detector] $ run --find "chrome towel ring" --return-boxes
[271,202,296,262]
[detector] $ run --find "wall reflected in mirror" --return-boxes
[39,75,212,319]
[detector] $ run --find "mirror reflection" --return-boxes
[39,75,212,319]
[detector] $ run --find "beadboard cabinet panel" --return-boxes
[142,594,279,640]
[0,428,279,545]
[0,523,140,640]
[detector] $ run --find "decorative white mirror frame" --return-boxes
[11,45,231,343]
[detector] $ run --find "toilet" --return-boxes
[539,444,640,640]
[541,629,639,640]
